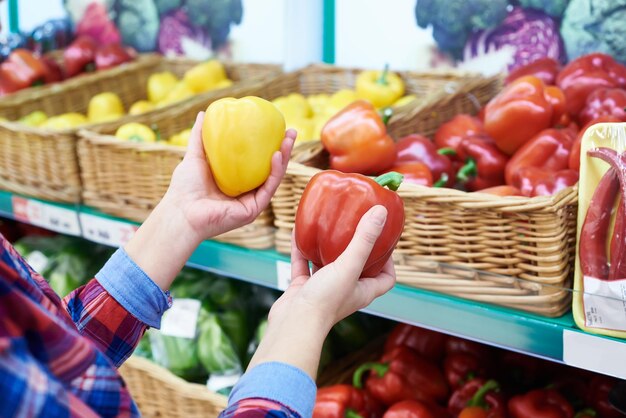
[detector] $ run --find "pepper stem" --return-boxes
[457,158,477,182]
[376,63,390,86]
[574,409,597,418]
[437,147,457,156]
[466,380,500,408]
[374,172,403,191]
[353,362,390,389]
[433,173,448,188]
[345,410,364,418]
[381,107,393,125]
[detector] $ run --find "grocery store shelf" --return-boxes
[1,190,625,379]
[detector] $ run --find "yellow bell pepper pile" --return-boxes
[271,67,412,142]
[113,122,192,147]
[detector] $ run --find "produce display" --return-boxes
[6,59,232,131]
[314,323,626,418]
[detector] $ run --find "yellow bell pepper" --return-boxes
[129,100,155,115]
[115,123,156,143]
[326,89,359,115]
[307,93,330,116]
[215,79,233,89]
[147,71,178,103]
[287,117,315,143]
[18,111,48,127]
[202,96,285,197]
[183,60,227,93]
[272,93,312,121]
[41,113,88,130]
[393,94,417,107]
[158,82,194,107]
[356,65,405,108]
[169,128,192,147]
[88,92,125,123]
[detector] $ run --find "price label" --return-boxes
[276,260,291,291]
[12,197,80,236]
[160,298,201,339]
[563,330,626,379]
[79,213,137,247]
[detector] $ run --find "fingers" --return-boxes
[334,205,388,278]
[356,258,396,306]
[185,112,206,160]
[290,230,311,281]
[253,133,296,208]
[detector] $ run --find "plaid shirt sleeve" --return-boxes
[219,398,301,418]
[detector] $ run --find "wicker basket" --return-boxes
[272,79,576,317]
[120,356,228,418]
[0,55,281,203]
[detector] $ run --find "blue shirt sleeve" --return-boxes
[228,362,317,418]
[95,248,171,328]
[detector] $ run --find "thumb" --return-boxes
[185,111,206,159]
[334,205,387,278]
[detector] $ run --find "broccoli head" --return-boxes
[154,0,182,16]
[415,0,510,58]
[186,0,243,50]
[561,0,626,63]
[518,0,570,18]
[113,0,160,52]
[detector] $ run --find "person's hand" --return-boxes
[248,206,396,378]
[162,111,296,242]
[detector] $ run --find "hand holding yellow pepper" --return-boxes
[202,97,286,197]
[356,64,405,108]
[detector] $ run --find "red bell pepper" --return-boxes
[578,88,626,126]
[383,400,449,418]
[357,346,449,406]
[40,55,64,84]
[0,49,48,89]
[479,185,523,196]
[434,114,485,156]
[497,351,547,391]
[505,128,575,186]
[384,324,448,363]
[449,379,507,418]
[508,389,574,418]
[0,74,19,96]
[511,167,578,197]
[445,337,492,362]
[587,376,625,418]
[64,35,98,77]
[506,57,561,86]
[444,352,489,390]
[569,116,620,171]
[484,76,554,156]
[556,53,626,116]
[544,86,568,126]
[396,134,455,186]
[321,100,396,175]
[385,162,433,187]
[313,384,382,418]
[294,170,404,277]
[456,136,509,191]
[95,43,133,71]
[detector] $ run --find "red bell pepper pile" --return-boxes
[0,35,134,97]
[313,323,626,418]
[318,53,626,199]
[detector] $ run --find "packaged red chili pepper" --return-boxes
[573,121,626,339]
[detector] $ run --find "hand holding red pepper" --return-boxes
[358,346,449,406]
[295,170,404,277]
[396,134,455,186]
[321,100,396,175]
[456,136,509,192]
[313,385,382,418]
[508,389,574,418]
[556,53,626,116]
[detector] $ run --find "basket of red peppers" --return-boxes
[314,323,626,418]
[275,53,626,317]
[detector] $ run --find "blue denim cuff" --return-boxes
[228,362,316,418]
[96,248,171,328]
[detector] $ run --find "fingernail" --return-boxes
[371,206,387,226]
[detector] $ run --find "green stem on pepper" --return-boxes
[380,107,393,125]
[574,408,597,418]
[437,147,457,156]
[374,172,403,192]
[352,362,390,389]
[376,63,390,86]
[345,409,364,418]
[433,173,449,188]
[466,380,500,408]
[457,158,477,182]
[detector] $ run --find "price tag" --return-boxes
[79,213,137,247]
[160,298,201,339]
[12,197,80,236]
[563,330,626,379]
[276,260,291,291]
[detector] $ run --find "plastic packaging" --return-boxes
[573,122,626,338]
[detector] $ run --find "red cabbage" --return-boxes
[463,7,565,72]
[76,2,121,46]
[158,9,212,58]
